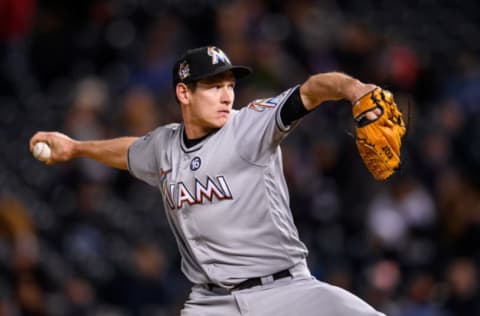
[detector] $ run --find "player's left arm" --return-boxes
[235,72,376,164]
[299,72,376,110]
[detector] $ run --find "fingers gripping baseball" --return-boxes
[29,132,77,164]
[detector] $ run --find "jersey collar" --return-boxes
[179,125,215,153]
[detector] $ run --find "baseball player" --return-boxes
[30,46,385,315]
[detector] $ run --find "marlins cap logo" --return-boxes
[178,61,190,80]
[207,46,231,65]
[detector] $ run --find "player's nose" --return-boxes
[220,87,233,105]
[220,88,233,104]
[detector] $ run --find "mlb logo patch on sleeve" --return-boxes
[248,88,292,112]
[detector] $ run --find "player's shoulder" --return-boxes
[242,86,298,113]
[152,123,181,133]
[162,122,182,132]
[144,123,181,141]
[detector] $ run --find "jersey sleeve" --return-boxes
[232,85,301,165]
[127,127,164,187]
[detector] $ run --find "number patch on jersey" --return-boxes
[190,157,201,171]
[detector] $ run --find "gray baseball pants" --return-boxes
[181,261,386,316]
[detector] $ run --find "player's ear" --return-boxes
[176,83,190,104]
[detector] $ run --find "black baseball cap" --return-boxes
[172,46,252,88]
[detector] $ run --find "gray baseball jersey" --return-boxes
[128,86,307,287]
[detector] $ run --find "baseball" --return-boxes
[33,142,51,162]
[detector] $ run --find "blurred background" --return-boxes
[1,0,480,315]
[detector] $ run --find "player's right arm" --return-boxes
[29,131,137,170]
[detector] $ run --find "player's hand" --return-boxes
[29,131,78,165]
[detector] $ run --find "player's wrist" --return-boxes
[346,79,360,102]
[344,79,366,103]
[71,140,85,159]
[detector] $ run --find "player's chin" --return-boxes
[212,115,230,127]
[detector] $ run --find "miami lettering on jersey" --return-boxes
[161,175,233,210]
[248,88,293,112]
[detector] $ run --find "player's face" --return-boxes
[188,71,236,131]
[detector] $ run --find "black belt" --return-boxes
[207,269,292,293]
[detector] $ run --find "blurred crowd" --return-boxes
[1,0,480,315]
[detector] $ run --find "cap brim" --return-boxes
[189,65,252,82]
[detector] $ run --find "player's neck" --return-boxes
[182,130,211,148]
[183,123,215,140]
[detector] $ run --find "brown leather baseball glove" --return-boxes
[352,88,406,181]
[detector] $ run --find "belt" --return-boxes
[207,269,292,293]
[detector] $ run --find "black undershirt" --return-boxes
[183,131,211,148]
[183,87,310,148]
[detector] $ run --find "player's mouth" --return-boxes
[218,109,230,116]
